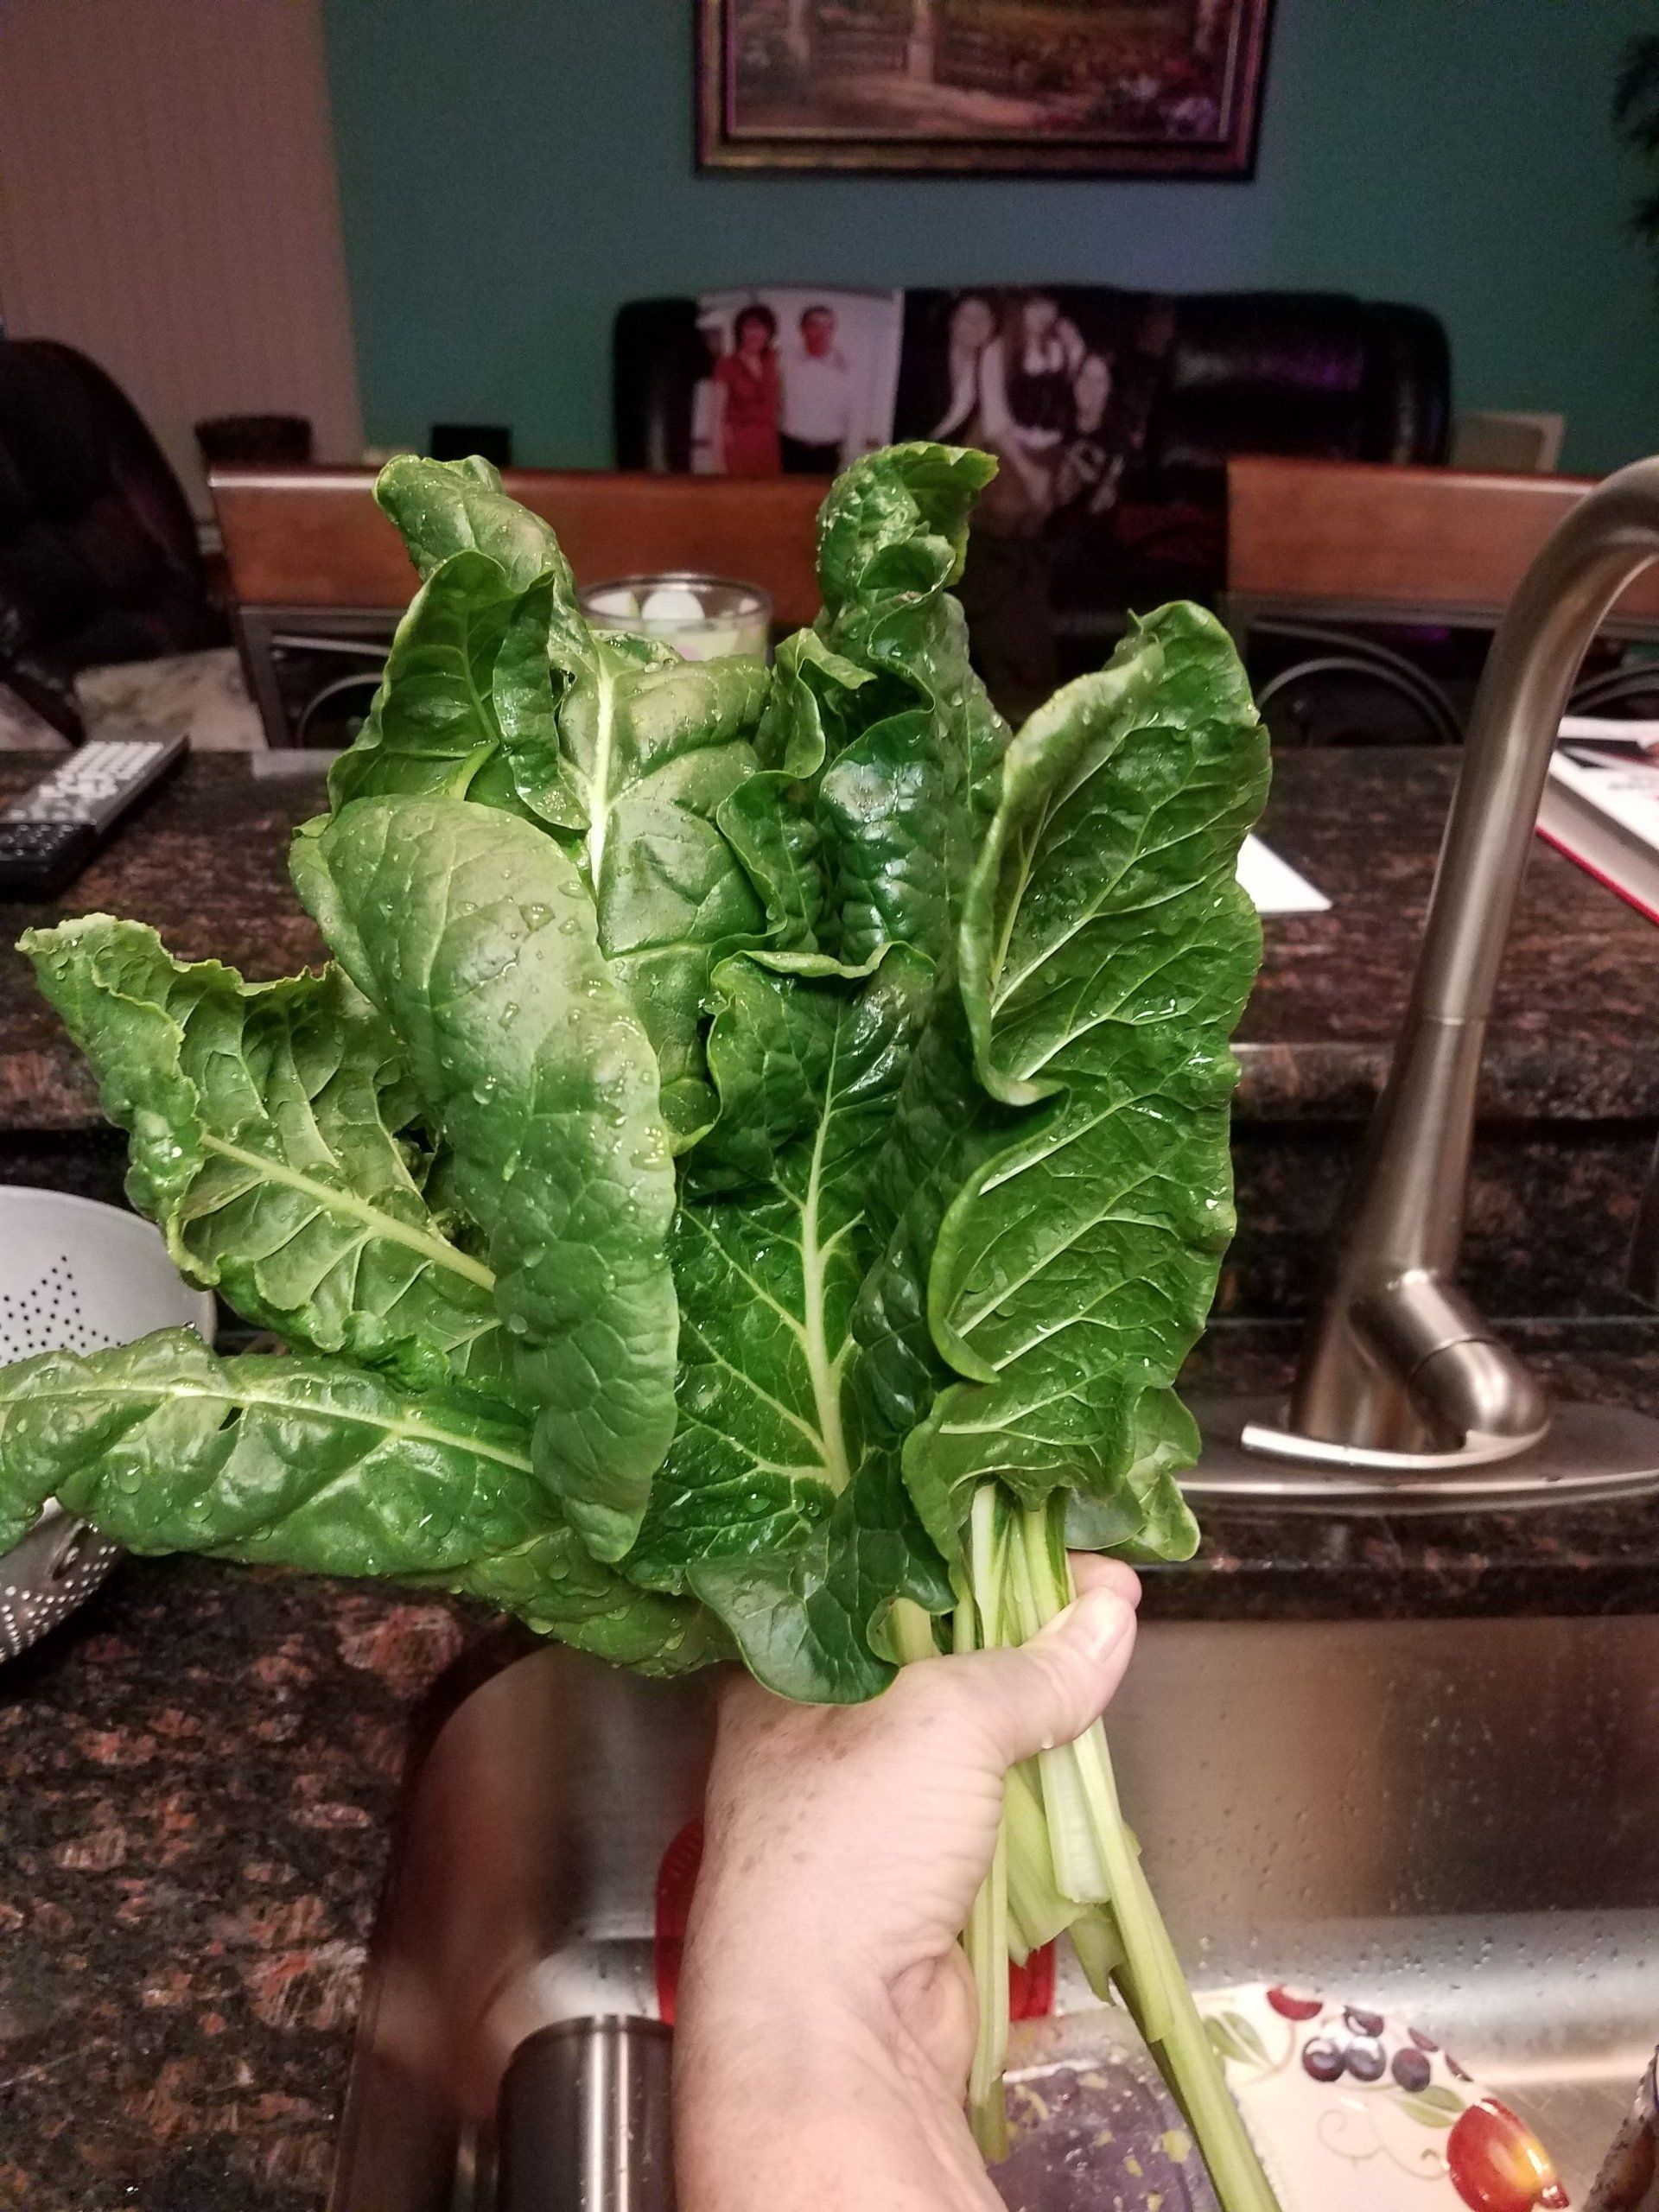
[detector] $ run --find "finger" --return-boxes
[923,1585,1137,1770]
[1069,1553,1142,1610]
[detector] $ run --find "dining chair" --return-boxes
[1225,457,1659,743]
[211,466,829,746]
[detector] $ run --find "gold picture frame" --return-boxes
[697,0,1276,177]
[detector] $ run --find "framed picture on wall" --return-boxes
[696,0,1276,176]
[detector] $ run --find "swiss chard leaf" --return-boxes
[547,640,772,1145]
[625,444,1032,1676]
[817,446,1009,826]
[374,453,576,603]
[747,446,1009,973]
[715,766,825,955]
[1064,1389,1206,1564]
[899,604,1268,1560]
[488,577,592,830]
[691,1452,948,1702]
[0,1331,719,1674]
[346,457,776,1148]
[623,945,949,1697]
[754,626,877,782]
[293,794,680,1563]
[328,549,538,814]
[337,456,591,817]
[817,440,988,612]
[850,985,994,1459]
[710,628,871,953]
[21,918,508,1395]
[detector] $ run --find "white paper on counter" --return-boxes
[1559,715,1659,747]
[1237,834,1330,914]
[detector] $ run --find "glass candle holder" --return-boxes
[578,575,772,663]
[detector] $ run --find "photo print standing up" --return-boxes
[899,284,1164,531]
[691,286,904,475]
[891,284,1174,716]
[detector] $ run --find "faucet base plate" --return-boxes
[1185,1394,1659,1511]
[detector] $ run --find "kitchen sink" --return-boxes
[331,1612,1659,2209]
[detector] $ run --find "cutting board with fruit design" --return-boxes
[1203,1984,1567,2212]
[990,1984,1569,2212]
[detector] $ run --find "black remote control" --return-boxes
[0,734,188,899]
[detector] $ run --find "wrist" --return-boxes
[674,2002,995,2212]
[675,2003,882,2199]
[683,1877,891,2037]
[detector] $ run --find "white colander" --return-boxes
[0,1186,215,1659]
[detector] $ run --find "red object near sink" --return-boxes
[1447,2098,1569,2211]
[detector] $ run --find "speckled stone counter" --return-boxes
[1,1565,483,2212]
[1237,748,1659,1126]
[1167,1317,1659,1618]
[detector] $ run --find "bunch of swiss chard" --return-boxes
[0,445,1274,2206]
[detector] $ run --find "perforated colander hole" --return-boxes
[48,1526,97,1584]
[0,1256,96,1360]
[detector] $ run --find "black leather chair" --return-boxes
[0,339,225,738]
[614,286,1451,712]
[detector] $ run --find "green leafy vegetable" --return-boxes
[727,445,1010,971]
[0,442,1280,2212]
[341,455,586,819]
[343,455,774,1147]
[0,1331,715,1672]
[295,792,679,1562]
[375,452,575,600]
[542,639,771,1141]
[328,549,538,815]
[905,605,1268,1560]
[22,917,507,1396]
[626,945,949,1696]
[815,442,1008,833]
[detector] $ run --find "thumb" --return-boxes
[945,1586,1137,1770]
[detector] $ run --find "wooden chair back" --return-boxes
[211,465,831,743]
[1227,456,1659,634]
[212,465,830,626]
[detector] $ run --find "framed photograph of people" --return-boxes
[690,286,905,477]
[696,0,1276,176]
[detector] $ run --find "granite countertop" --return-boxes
[2,1564,480,2212]
[2,749,1659,1129]
[6,1313,1659,2212]
[1236,749,1659,1122]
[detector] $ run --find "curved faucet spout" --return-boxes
[1290,458,1659,1458]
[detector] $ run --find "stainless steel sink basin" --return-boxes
[1093,1611,1659,2196]
[332,1612,1659,2209]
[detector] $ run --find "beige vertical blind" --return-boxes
[0,0,363,509]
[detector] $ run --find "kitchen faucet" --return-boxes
[1194,457,1659,1508]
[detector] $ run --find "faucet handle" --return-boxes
[1354,1274,1550,1452]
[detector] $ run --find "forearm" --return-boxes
[675,2005,1000,2212]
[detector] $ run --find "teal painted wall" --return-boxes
[323,0,1657,475]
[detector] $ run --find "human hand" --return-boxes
[674,1556,1141,2211]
